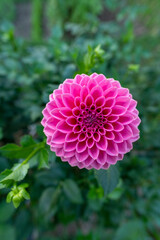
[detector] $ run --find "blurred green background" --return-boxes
[0,0,160,239]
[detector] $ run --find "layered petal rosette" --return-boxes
[41,73,140,170]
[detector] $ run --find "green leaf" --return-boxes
[0,224,15,240]
[0,143,36,159]
[0,163,29,187]
[38,148,49,169]
[12,195,21,208]
[20,189,30,200]
[63,179,83,204]
[0,202,15,223]
[114,220,148,240]
[20,135,36,147]
[95,165,120,195]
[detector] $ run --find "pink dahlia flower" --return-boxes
[41,73,140,170]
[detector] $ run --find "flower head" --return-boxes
[41,73,140,170]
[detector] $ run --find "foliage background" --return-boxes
[0,0,160,239]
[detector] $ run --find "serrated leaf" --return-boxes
[63,179,83,204]
[95,165,119,195]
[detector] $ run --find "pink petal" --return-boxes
[113,132,123,143]
[104,97,115,108]
[117,88,129,97]
[112,122,124,132]
[115,96,131,108]
[107,141,118,156]
[111,106,126,115]
[97,151,107,164]
[107,115,119,122]
[105,131,115,140]
[90,86,103,100]
[76,149,88,162]
[118,114,134,125]
[76,141,87,153]
[88,144,99,159]
[117,141,128,154]
[104,87,117,99]
[96,136,108,150]
[66,117,77,126]
[95,96,105,107]
[93,132,101,142]
[64,140,77,151]
[80,86,89,101]
[62,94,75,109]
[87,138,94,148]
[60,107,72,117]
[85,95,94,107]
[62,83,71,93]
[120,125,133,140]
[127,99,137,111]
[52,130,66,144]
[56,121,73,133]
[65,132,78,142]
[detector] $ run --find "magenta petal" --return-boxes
[91,161,101,170]
[76,149,88,162]
[97,151,107,164]
[118,114,134,125]
[46,117,59,129]
[95,96,105,107]
[76,141,87,153]
[120,125,133,140]
[96,136,108,150]
[80,86,89,101]
[127,99,137,111]
[112,122,124,132]
[56,121,73,133]
[107,141,118,156]
[85,95,94,107]
[104,87,117,98]
[64,140,77,151]
[117,141,128,154]
[62,83,71,93]
[88,144,99,159]
[60,107,72,117]
[62,94,75,108]
[87,138,94,148]
[65,132,78,142]
[111,106,126,116]
[90,86,103,100]
[113,132,123,143]
[105,97,115,108]
[116,96,131,108]
[107,155,117,164]
[52,130,66,144]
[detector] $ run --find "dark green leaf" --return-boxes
[38,148,49,169]
[0,224,15,240]
[63,179,83,204]
[95,165,120,195]
[114,220,148,240]
[20,135,36,147]
[0,202,15,223]
[0,143,36,159]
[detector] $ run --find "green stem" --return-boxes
[22,142,45,165]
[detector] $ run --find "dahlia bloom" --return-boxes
[41,73,140,170]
